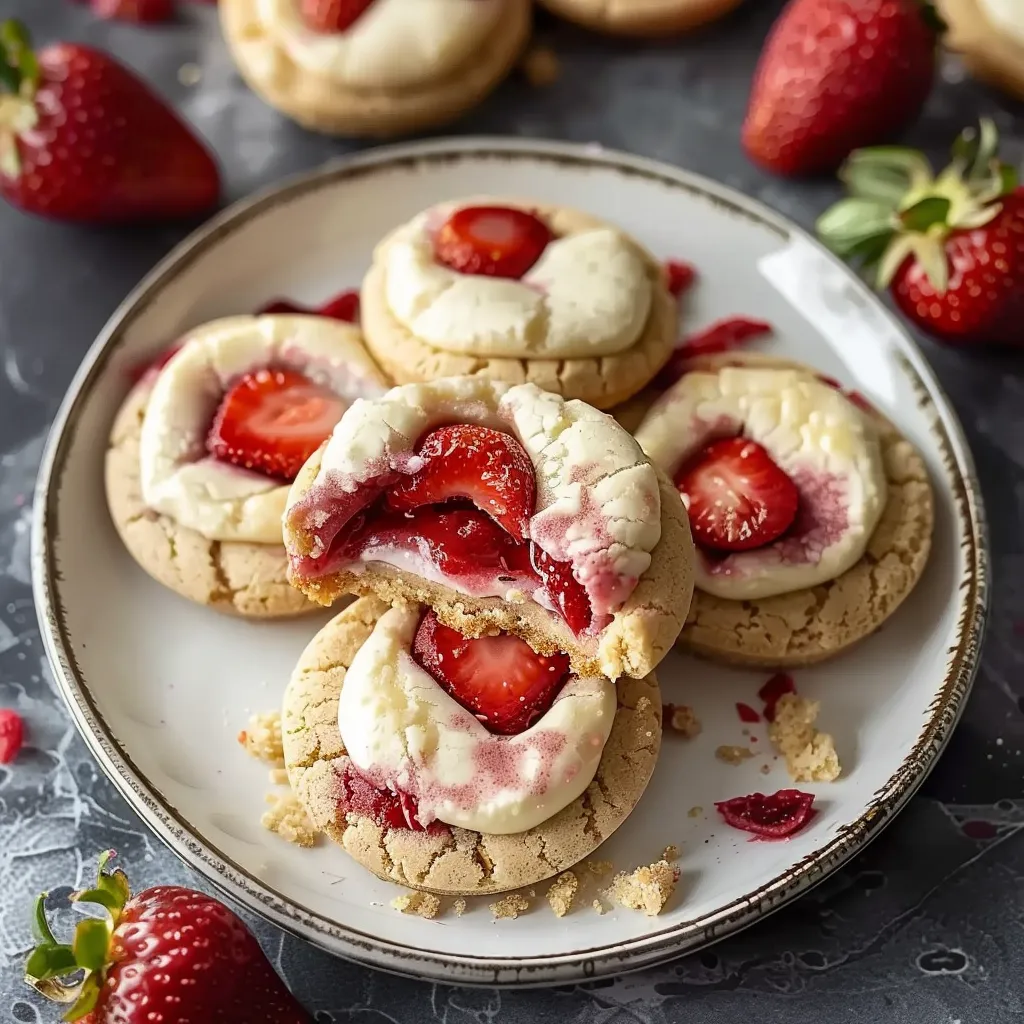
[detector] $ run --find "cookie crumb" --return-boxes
[391,891,441,920]
[453,898,467,918]
[268,767,289,785]
[490,894,530,920]
[662,844,680,862]
[715,745,755,766]
[663,704,701,738]
[592,899,607,915]
[521,45,561,87]
[546,872,579,918]
[606,860,679,916]
[239,711,284,767]
[769,694,842,782]
[687,806,703,818]
[261,791,317,847]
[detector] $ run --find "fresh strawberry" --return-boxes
[742,0,942,176]
[299,0,375,33]
[0,21,219,222]
[25,852,310,1022]
[434,205,553,279]
[676,437,799,552]
[387,424,536,539]
[530,546,593,635]
[413,611,570,735]
[0,708,24,763]
[818,120,1024,346]
[665,259,698,298]
[91,0,175,22]
[207,367,345,482]
[256,288,360,323]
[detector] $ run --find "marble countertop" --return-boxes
[2,2,1023,1020]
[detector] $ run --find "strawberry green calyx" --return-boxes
[0,20,40,178]
[817,119,1018,294]
[24,851,132,1021]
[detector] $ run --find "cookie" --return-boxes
[282,598,663,896]
[939,0,1024,101]
[220,0,532,137]
[106,382,313,618]
[632,353,934,668]
[359,199,678,410]
[283,377,695,680]
[537,0,744,36]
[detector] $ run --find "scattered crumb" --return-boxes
[584,859,614,877]
[546,872,579,918]
[716,745,755,766]
[760,764,772,775]
[663,704,702,738]
[769,694,842,782]
[688,806,703,818]
[391,892,441,920]
[239,711,284,767]
[592,899,607,915]
[453,898,467,918]
[662,845,680,862]
[261,792,317,847]
[490,894,530,920]
[177,62,202,86]
[606,860,679,917]
[521,45,561,87]
[528,889,536,898]
[268,767,289,786]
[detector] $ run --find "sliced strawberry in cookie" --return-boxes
[531,547,593,635]
[300,0,375,33]
[207,367,345,482]
[675,437,799,552]
[434,205,553,279]
[387,424,536,539]
[413,611,570,736]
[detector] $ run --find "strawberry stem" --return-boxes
[0,20,39,96]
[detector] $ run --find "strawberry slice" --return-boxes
[387,424,536,539]
[256,288,360,324]
[434,205,553,279]
[91,0,175,21]
[413,611,570,736]
[207,367,345,482]
[531,547,593,635]
[675,437,799,552]
[300,0,375,32]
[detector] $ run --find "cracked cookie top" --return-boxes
[139,314,387,545]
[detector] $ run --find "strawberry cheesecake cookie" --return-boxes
[940,0,1024,100]
[538,0,744,36]
[282,598,662,894]
[106,314,387,617]
[633,353,934,667]
[283,376,694,679]
[219,0,531,137]
[359,199,678,409]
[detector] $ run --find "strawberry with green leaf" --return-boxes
[817,119,1024,347]
[25,851,310,1022]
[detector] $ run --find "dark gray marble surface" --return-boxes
[2,1,1023,1020]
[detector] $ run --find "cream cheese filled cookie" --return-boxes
[283,376,694,679]
[359,199,678,409]
[106,314,388,617]
[537,0,745,37]
[282,598,663,895]
[220,0,531,136]
[633,353,933,666]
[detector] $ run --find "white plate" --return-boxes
[32,138,987,986]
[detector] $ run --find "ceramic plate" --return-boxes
[33,138,987,986]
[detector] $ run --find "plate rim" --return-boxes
[31,135,989,987]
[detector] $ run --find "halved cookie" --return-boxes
[220,0,531,137]
[359,198,679,410]
[283,376,695,679]
[105,314,388,618]
[538,0,744,36]
[282,598,662,895]
[632,352,934,667]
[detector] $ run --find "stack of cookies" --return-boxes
[106,197,933,902]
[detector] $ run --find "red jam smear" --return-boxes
[715,789,816,839]
[736,702,761,724]
[758,672,796,722]
[655,317,774,390]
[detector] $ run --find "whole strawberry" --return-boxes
[25,852,310,1022]
[742,0,943,176]
[0,20,220,222]
[817,120,1024,347]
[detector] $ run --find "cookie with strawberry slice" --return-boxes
[633,352,934,667]
[283,376,695,679]
[105,315,388,617]
[359,198,679,410]
[281,598,662,894]
[219,0,531,137]
[538,0,744,36]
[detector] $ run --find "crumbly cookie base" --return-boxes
[285,451,695,680]
[220,0,532,136]
[282,598,663,896]
[105,383,315,619]
[537,0,745,36]
[358,202,679,410]
[939,0,1024,100]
